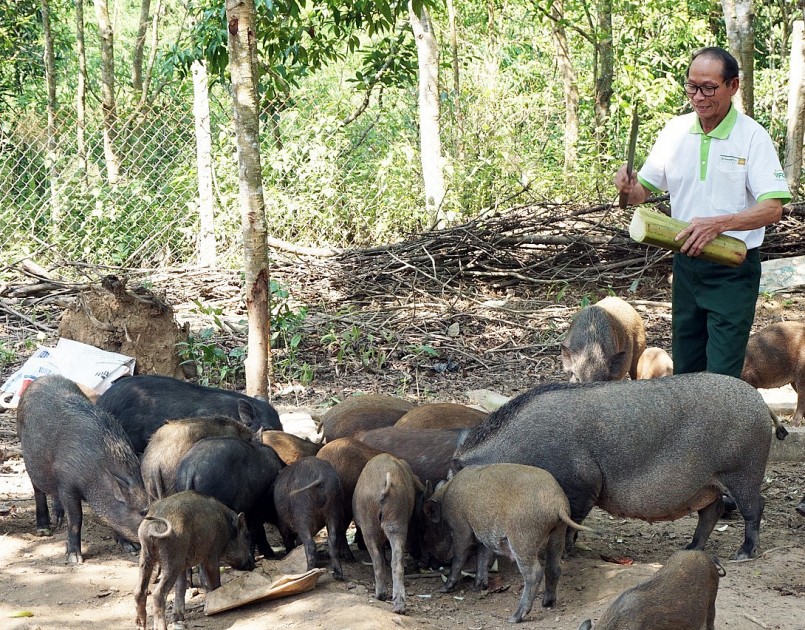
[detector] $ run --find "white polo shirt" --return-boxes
[638,106,791,249]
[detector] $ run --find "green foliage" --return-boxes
[176,328,246,387]
[269,279,314,385]
[322,324,390,374]
[0,341,16,368]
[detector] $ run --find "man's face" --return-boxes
[686,55,739,132]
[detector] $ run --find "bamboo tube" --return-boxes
[629,207,747,267]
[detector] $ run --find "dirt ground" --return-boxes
[1,282,804,630]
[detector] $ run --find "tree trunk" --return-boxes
[226,0,271,396]
[41,0,60,222]
[721,0,755,117]
[93,0,121,184]
[785,20,805,200]
[594,0,613,133]
[409,2,447,228]
[192,59,217,267]
[132,0,150,94]
[137,0,162,111]
[75,0,88,185]
[550,0,579,173]
[446,0,462,159]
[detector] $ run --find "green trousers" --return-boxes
[671,248,761,378]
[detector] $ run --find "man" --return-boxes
[614,46,791,378]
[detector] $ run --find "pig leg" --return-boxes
[509,551,544,623]
[734,494,765,560]
[792,376,803,426]
[52,494,64,529]
[134,551,155,630]
[324,516,345,580]
[539,524,565,609]
[32,485,52,535]
[363,526,390,601]
[441,525,475,593]
[388,529,408,614]
[686,496,722,553]
[199,558,222,590]
[298,528,319,573]
[473,544,492,591]
[172,568,188,625]
[150,569,178,630]
[249,520,275,559]
[60,491,84,565]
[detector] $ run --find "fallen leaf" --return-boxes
[600,555,634,566]
[487,576,509,593]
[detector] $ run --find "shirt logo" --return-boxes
[720,154,746,165]
[773,170,785,180]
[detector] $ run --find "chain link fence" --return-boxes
[0,61,440,273]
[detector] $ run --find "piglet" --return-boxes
[134,490,254,630]
[578,549,723,630]
[423,463,595,623]
[353,453,425,614]
[741,321,805,426]
[636,347,673,379]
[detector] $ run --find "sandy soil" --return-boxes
[2,409,805,630]
[1,284,804,630]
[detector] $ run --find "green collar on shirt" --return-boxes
[690,104,737,138]
[691,105,738,179]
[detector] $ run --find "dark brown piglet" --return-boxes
[578,550,723,630]
[134,491,254,630]
[259,429,321,465]
[394,402,488,430]
[321,393,415,442]
[357,426,461,485]
[273,456,349,579]
[741,321,805,426]
[423,463,594,623]
[353,453,426,614]
[317,437,384,550]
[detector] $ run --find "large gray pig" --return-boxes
[452,373,787,560]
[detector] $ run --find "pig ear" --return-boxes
[235,512,247,530]
[608,351,627,379]
[560,344,573,371]
[238,399,260,431]
[423,480,434,500]
[423,498,442,523]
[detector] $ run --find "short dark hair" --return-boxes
[687,47,740,82]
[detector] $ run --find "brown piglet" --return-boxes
[561,296,647,382]
[578,549,724,630]
[423,463,595,623]
[741,321,805,426]
[636,347,674,379]
[353,453,426,615]
[321,394,416,442]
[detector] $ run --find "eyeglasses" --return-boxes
[683,81,727,97]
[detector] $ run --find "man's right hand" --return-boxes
[613,165,647,206]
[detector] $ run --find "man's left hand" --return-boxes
[675,216,728,257]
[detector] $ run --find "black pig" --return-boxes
[16,374,148,564]
[273,456,349,579]
[141,416,253,500]
[96,374,281,454]
[176,436,285,558]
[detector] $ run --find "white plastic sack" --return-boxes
[0,338,135,409]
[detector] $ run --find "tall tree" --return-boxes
[721,0,755,117]
[226,0,271,395]
[409,2,447,227]
[132,0,151,95]
[593,0,613,132]
[785,19,805,199]
[192,59,216,266]
[41,0,60,220]
[75,0,88,184]
[547,0,579,173]
[93,0,121,184]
